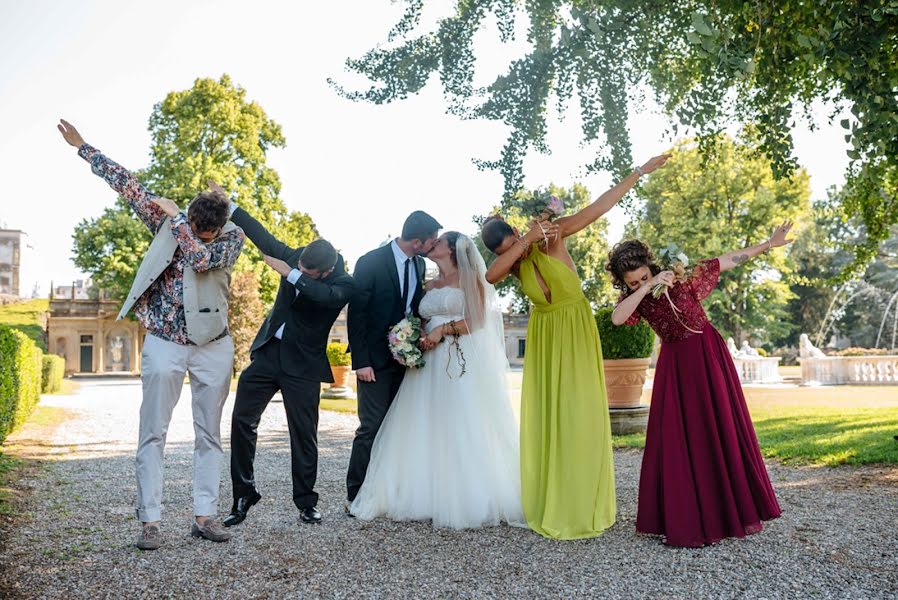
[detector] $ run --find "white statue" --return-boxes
[110,337,124,363]
[799,333,826,358]
[726,337,739,357]
[739,340,760,357]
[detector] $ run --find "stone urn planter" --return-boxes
[602,357,652,408]
[330,365,352,388]
[322,342,356,400]
[595,307,655,434]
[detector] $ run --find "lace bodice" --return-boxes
[418,286,465,331]
[621,259,720,343]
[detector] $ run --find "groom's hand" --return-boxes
[356,367,375,382]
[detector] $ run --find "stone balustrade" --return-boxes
[799,355,898,385]
[732,356,782,384]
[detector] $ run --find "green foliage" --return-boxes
[72,75,319,305]
[475,183,614,312]
[326,342,351,366]
[40,355,65,395]
[72,196,152,303]
[337,1,898,276]
[832,347,896,357]
[628,137,811,344]
[0,326,42,444]
[228,271,267,374]
[595,307,654,359]
[0,299,49,352]
[787,188,898,349]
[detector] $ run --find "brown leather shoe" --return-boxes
[191,518,232,542]
[135,523,162,550]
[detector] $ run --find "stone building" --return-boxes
[47,290,143,375]
[503,313,529,367]
[0,229,26,296]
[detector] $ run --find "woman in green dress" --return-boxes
[481,154,670,540]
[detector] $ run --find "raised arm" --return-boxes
[58,119,166,234]
[717,221,794,272]
[227,206,293,262]
[169,215,245,273]
[611,271,673,326]
[555,154,671,238]
[484,221,557,284]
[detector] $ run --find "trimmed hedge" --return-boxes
[595,307,655,360]
[326,342,351,366]
[41,354,65,394]
[0,325,42,444]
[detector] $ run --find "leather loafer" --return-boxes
[300,506,322,524]
[223,491,262,527]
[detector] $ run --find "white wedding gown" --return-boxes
[351,286,525,529]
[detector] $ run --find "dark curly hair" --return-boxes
[187,190,230,233]
[605,240,661,293]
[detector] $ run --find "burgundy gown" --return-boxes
[622,258,781,547]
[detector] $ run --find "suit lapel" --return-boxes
[384,243,402,299]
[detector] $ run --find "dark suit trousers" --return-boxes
[345,363,405,501]
[231,339,321,510]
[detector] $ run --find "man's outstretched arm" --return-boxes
[58,119,168,234]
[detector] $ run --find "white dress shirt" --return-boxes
[391,239,417,314]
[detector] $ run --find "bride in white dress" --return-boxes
[350,232,525,529]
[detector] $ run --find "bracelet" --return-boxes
[515,237,529,252]
[764,239,772,252]
[635,165,646,177]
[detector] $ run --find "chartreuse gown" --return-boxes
[518,246,616,540]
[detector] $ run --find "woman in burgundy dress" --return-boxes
[605,221,793,547]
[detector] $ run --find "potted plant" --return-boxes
[326,342,352,388]
[595,307,655,409]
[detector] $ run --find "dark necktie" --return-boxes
[401,257,411,313]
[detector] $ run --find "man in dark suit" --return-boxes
[345,211,442,511]
[223,202,355,527]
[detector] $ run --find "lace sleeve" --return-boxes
[689,258,720,301]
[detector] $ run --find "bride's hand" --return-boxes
[423,326,444,349]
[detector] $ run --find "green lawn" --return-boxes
[0,298,49,351]
[613,386,898,466]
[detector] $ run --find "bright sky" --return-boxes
[0,0,852,297]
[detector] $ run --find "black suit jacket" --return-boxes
[347,243,426,372]
[231,207,355,383]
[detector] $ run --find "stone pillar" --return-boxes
[97,320,105,373]
[131,326,140,373]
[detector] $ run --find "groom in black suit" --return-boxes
[224,204,355,527]
[345,211,441,509]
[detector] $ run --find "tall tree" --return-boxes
[475,182,614,313]
[334,1,898,279]
[788,189,898,349]
[72,75,318,304]
[628,136,811,344]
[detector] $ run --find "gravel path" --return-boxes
[1,377,896,599]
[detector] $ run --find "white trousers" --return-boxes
[136,334,234,522]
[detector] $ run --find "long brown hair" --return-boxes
[605,240,662,293]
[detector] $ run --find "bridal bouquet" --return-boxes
[388,315,426,368]
[652,243,694,298]
[651,243,702,334]
[511,188,565,222]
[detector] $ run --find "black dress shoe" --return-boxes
[223,491,262,527]
[300,506,322,524]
